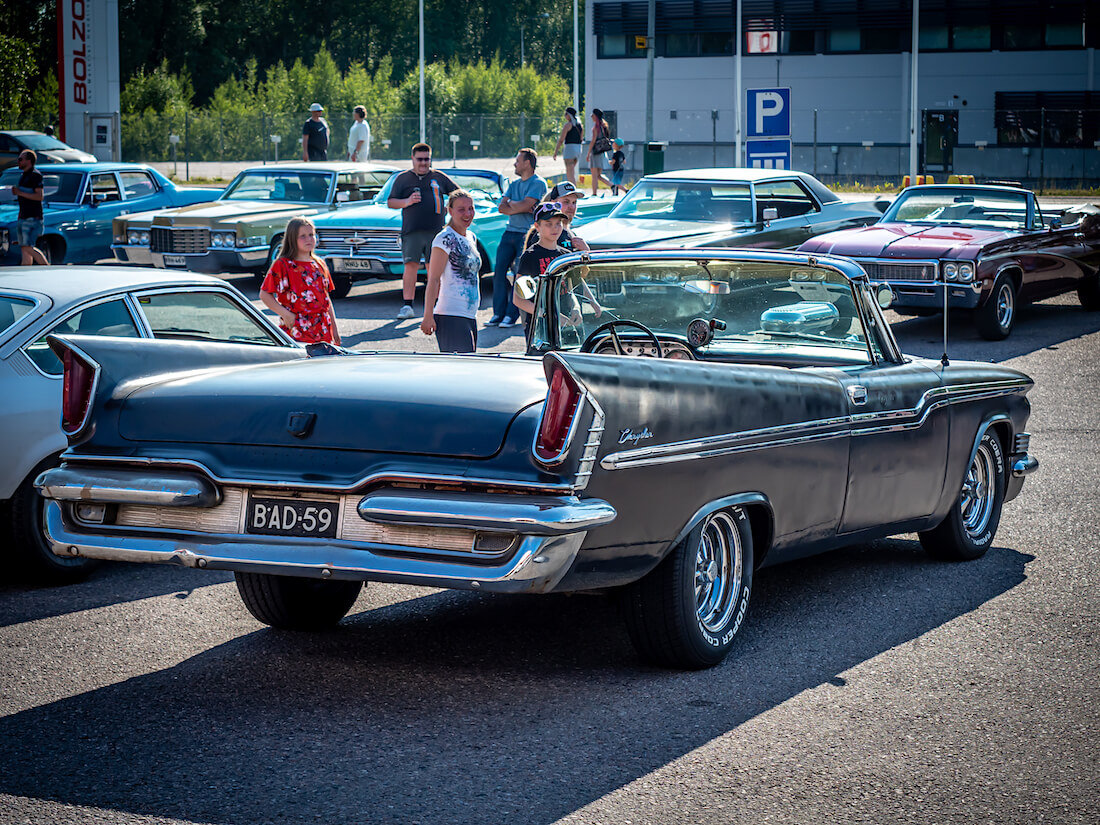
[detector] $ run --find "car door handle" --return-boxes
[847,385,868,405]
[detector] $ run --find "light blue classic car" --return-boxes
[312,169,620,297]
[0,163,221,265]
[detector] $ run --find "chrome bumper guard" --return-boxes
[1012,455,1038,478]
[36,470,617,595]
[36,466,221,507]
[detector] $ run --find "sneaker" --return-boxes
[397,305,414,320]
[485,315,503,327]
[499,317,519,328]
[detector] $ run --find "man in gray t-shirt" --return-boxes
[489,148,547,327]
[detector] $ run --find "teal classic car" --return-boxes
[312,169,620,297]
[0,163,220,265]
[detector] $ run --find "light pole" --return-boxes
[419,0,426,142]
[520,13,550,68]
[573,0,579,112]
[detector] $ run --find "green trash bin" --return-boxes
[643,141,668,176]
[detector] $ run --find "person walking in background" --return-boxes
[260,216,341,345]
[552,106,584,186]
[302,103,329,161]
[347,106,371,162]
[586,108,614,196]
[421,190,482,353]
[11,150,48,266]
[490,147,547,328]
[387,143,459,319]
[610,138,626,195]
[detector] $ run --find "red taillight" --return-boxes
[61,348,95,434]
[535,364,581,461]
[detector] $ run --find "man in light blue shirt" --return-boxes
[489,148,547,327]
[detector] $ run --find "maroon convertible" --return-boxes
[798,184,1100,339]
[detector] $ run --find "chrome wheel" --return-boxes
[694,511,743,634]
[960,441,997,539]
[994,281,1014,331]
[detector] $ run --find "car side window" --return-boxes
[0,135,12,152]
[24,299,141,375]
[135,290,282,346]
[754,181,820,220]
[89,173,121,202]
[119,171,157,200]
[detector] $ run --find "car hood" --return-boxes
[312,202,407,229]
[38,149,97,163]
[801,222,1016,259]
[150,200,328,226]
[580,217,738,248]
[118,353,547,458]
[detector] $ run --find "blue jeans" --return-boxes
[16,218,43,248]
[492,230,525,320]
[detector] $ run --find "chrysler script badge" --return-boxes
[619,427,654,445]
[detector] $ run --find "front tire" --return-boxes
[622,508,754,669]
[253,236,282,285]
[235,572,363,630]
[919,430,1006,561]
[976,275,1017,340]
[1077,273,1100,311]
[8,466,99,583]
[330,273,352,299]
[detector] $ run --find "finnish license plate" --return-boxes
[163,254,186,267]
[246,496,339,538]
[333,258,379,272]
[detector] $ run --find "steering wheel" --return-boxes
[579,319,663,358]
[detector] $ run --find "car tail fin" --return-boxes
[59,343,99,437]
[534,358,583,463]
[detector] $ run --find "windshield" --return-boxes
[221,171,334,203]
[882,187,1036,230]
[0,168,85,205]
[608,179,753,223]
[534,258,880,362]
[376,171,501,202]
[13,134,72,151]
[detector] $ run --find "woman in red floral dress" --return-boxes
[259,216,342,344]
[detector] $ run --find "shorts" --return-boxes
[612,169,624,186]
[401,229,437,264]
[562,143,583,161]
[16,218,43,248]
[434,314,478,353]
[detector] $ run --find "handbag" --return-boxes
[592,125,612,155]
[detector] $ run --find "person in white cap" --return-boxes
[302,103,329,161]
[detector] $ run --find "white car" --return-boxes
[0,267,297,583]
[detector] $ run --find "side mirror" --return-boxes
[514,275,537,302]
[1049,217,1062,231]
[876,283,895,309]
[762,207,779,223]
[336,190,350,203]
[88,192,105,207]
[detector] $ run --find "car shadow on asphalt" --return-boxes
[887,295,1100,363]
[0,538,1032,825]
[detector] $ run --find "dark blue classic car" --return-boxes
[35,249,1038,668]
[0,163,220,265]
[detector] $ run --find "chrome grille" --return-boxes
[857,260,937,282]
[151,227,210,254]
[316,228,401,257]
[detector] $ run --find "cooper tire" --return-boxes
[234,572,362,630]
[919,430,1006,561]
[9,464,99,584]
[622,508,753,669]
[976,275,1017,340]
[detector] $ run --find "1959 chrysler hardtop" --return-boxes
[36,249,1038,668]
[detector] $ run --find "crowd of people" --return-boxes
[263,104,624,356]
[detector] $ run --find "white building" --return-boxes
[584,0,1098,184]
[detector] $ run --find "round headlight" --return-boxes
[957,262,975,282]
[127,232,139,244]
[213,234,225,248]
[943,262,958,281]
[140,232,150,244]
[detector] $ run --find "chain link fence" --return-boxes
[120,112,563,166]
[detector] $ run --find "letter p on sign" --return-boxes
[747,88,791,138]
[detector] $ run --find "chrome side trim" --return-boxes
[36,466,221,507]
[602,379,1031,471]
[53,454,578,495]
[357,489,616,536]
[42,502,584,595]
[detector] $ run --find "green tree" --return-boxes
[0,34,36,126]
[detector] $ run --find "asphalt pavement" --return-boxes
[0,277,1097,824]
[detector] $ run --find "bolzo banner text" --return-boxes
[57,0,120,150]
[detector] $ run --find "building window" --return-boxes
[1046,23,1084,47]
[862,27,901,52]
[701,31,734,55]
[1003,25,1042,50]
[952,26,991,50]
[996,91,1100,147]
[597,35,645,59]
[919,26,949,50]
[783,30,817,54]
[827,29,860,52]
[665,33,700,57]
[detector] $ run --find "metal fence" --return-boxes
[120,112,563,166]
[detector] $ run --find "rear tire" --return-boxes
[1077,273,1100,311]
[622,508,753,669]
[976,275,1017,340]
[919,430,1005,561]
[40,236,64,265]
[9,465,99,584]
[235,572,362,630]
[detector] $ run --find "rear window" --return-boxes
[136,290,282,346]
[24,298,141,375]
[0,295,36,335]
[0,169,85,205]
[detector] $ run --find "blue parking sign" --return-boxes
[747,88,791,138]
[746,139,792,170]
